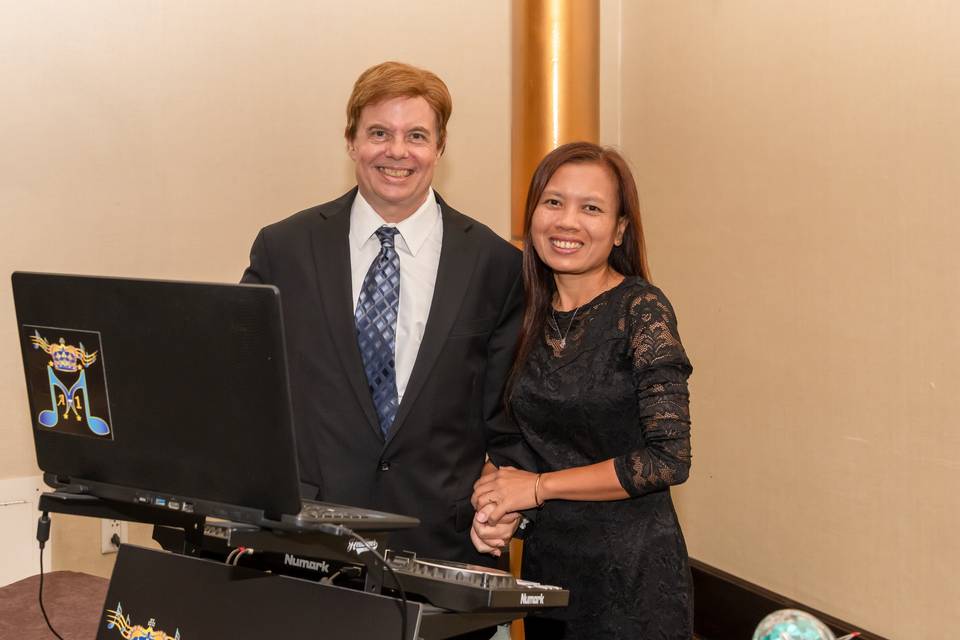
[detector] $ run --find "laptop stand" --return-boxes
[38,491,526,639]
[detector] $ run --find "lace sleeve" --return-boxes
[613,287,693,497]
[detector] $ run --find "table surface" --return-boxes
[0,570,109,640]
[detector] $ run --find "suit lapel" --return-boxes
[310,188,383,439]
[387,198,479,445]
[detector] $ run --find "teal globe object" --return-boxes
[753,609,836,640]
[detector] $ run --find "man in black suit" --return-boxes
[242,62,531,566]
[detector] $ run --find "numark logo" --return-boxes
[284,553,331,574]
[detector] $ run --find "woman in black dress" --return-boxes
[472,142,693,639]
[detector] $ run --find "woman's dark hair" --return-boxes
[508,142,650,393]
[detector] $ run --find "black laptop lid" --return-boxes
[12,272,303,519]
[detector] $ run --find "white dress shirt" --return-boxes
[349,189,443,404]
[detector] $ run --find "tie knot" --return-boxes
[375,226,399,249]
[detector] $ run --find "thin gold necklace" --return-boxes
[549,305,581,349]
[550,272,620,348]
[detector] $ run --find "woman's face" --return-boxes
[530,161,626,279]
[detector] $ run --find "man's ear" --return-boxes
[346,138,358,161]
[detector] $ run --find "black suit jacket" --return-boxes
[242,188,534,564]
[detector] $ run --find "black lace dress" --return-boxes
[514,277,693,640]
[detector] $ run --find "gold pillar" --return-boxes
[511,0,600,245]
[509,4,599,638]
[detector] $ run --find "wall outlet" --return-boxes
[100,519,128,554]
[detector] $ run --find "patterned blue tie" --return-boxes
[355,226,401,436]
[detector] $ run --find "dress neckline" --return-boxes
[552,276,632,317]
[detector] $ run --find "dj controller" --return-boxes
[153,521,569,614]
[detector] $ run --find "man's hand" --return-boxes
[469,506,520,557]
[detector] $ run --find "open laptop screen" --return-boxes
[12,272,303,520]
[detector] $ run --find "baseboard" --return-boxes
[691,558,889,640]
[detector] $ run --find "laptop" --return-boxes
[12,271,418,533]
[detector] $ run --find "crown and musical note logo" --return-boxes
[27,328,111,437]
[106,603,181,640]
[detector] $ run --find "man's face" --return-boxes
[348,96,441,223]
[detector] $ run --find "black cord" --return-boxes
[343,529,409,640]
[36,512,65,640]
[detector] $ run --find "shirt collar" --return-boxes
[349,189,440,257]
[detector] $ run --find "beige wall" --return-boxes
[0,0,510,576]
[3,2,957,636]
[619,2,960,638]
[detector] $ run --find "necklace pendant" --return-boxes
[551,305,581,352]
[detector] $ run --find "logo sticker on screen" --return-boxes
[23,325,113,439]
